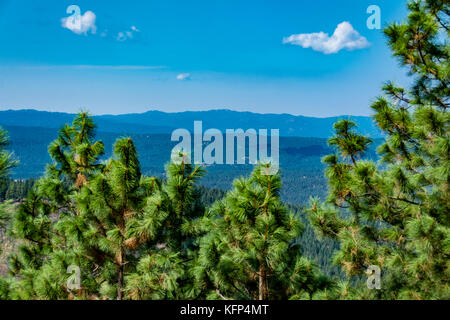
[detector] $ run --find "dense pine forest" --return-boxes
[0,179,36,202]
[0,0,448,300]
[4,125,352,204]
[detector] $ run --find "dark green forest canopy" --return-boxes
[0,180,341,280]
[0,179,36,202]
[3,125,383,205]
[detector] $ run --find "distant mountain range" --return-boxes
[0,109,382,138]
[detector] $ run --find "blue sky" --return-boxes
[0,0,409,117]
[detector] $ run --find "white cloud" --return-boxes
[61,10,97,35]
[117,26,140,42]
[176,73,191,80]
[283,22,370,54]
[116,32,127,42]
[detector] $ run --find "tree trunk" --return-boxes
[117,248,124,300]
[258,264,269,300]
[117,213,126,300]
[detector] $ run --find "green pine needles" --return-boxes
[307,0,449,300]
[0,126,17,296]
[195,164,329,300]
[0,127,18,180]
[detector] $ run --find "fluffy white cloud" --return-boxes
[61,10,97,35]
[283,22,370,54]
[176,73,191,80]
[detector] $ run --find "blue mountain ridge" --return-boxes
[0,109,382,138]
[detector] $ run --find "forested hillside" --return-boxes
[0,179,35,202]
[3,125,381,204]
[0,180,341,279]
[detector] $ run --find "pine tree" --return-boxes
[3,113,106,299]
[0,127,17,226]
[195,164,328,300]
[79,137,158,299]
[124,152,207,299]
[308,0,449,300]
[0,127,17,180]
[0,127,18,299]
[0,126,18,233]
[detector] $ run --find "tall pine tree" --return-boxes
[0,127,17,180]
[124,152,207,299]
[3,113,105,299]
[308,0,449,300]
[0,126,17,227]
[0,127,18,299]
[196,164,328,300]
[80,137,158,299]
